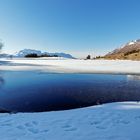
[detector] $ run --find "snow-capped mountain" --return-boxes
[14,49,75,59]
[105,39,140,60]
[108,39,140,55]
[15,49,42,57]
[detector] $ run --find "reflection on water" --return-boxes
[0,71,140,113]
[0,75,4,88]
[127,75,140,80]
[0,75,9,112]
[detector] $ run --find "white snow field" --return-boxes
[0,58,140,74]
[0,102,140,140]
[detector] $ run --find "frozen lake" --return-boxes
[0,71,140,112]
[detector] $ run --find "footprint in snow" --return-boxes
[40,129,49,133]
[90,120,101,125]
[62,124,77,132]
[24,121,38,127]
[64,127,77,131]
[120,120,130,125]
[32,121,38,125]
[16,121,38,131]
[24,123,33,127]
[135,116,140,120]
[61,124,71,128]
[3,119,12,123]
[96,125,106,130]
[20,121,40,134]
[1,123,12,127]
[28,128,39,134]
[16,125,25,130]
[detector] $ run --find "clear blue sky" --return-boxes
[1,0,140,58]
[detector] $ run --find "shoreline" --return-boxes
[0,58,140,75]
[0,101,140,140]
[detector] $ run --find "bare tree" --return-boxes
[0,40,3,53]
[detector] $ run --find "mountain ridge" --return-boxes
[3,49,75,59]
[104,39,140,60]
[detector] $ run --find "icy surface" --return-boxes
[0,102,140,140]
[0,58,140,74]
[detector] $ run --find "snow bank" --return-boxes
[0,58,140,74]
[0,102,140,140]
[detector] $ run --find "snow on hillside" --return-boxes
[0,102,140,140]
[128,41,135,45]
[106,39,140,56]
[126,39,140,46]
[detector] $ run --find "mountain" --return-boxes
[0,53,10,58]
[47,52,74,59]
[15,49,42,57]
[14,49,75,59]
[104,39,140,60]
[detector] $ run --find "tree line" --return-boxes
[25,53,58,58]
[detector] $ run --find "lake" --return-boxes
[0,71,140,112]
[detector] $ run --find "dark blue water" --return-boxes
[0,71,140,112]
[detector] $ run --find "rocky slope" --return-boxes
[104,39,140,60]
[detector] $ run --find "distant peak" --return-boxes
[13,49,75,59]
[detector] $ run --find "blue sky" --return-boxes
[1,0,140,57]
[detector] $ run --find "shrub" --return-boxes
[25,53,38,58]
[86,55,91,59]
[124,50,140,56]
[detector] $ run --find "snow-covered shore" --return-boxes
[1,58,140,140]
[0,58,140,74]
[0,102,140,140]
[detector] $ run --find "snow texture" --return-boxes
[128,41,135,45]
[0,102,140,140]
[0,58,140,74]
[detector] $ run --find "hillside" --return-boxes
[104,39,140,60]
